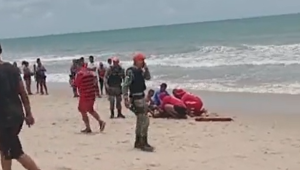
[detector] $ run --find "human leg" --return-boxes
[42,77,48,95]
[0,124,40,170]
[78,100,91,133]
[87,101,106,132]
[132,97,154,152]
[116,95,125,118]
[108,94,115,118]
[99,78,104,95]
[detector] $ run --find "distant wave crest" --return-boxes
[14,43,300,68]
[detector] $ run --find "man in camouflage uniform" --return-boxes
[104,57,126,118]
[122,53,154,152]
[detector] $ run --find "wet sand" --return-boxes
[15,83,300,170]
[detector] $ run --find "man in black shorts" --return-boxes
[0,44,40,170]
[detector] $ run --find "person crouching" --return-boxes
[158,93,188,119]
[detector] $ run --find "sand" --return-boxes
[14,83,300,170]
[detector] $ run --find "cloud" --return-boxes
[0,0,300,38]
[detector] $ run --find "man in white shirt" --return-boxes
[106,58,112,68]
[87,56,100,97]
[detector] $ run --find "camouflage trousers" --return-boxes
[107,87,122,110]
[131,96,150,137]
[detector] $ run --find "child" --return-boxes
[145,89,158,116]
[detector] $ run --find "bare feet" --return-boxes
[81,128,92,133]
[99,121,106,132]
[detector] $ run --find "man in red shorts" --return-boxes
[74,59,106,133]
[172,88,205,116]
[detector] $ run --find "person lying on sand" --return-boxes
[154,92,188,119]
[172,88,208,117]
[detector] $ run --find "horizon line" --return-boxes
[1,12,299,40]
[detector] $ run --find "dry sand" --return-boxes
[14,84,300,170]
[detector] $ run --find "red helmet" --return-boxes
[133,52,146,62]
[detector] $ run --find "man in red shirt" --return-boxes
[172,89,205,117]
[74,60,106,133]
[158,93,187,119]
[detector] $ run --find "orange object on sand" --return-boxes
[195,117,233,122]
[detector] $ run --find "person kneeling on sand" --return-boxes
[157,92,188,119]
[152,83,169,106]
[145,89,158,116]
[172,88,207,117]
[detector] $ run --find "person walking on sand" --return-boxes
[0,44,41,170]
[74,59,106,133]
[104,57,126,119]
[122,53,154,152]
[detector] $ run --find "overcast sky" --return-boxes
[0,0,299,38]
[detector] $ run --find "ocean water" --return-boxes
[1,13,300,94]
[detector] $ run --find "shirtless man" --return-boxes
[87,56,100,98]
[70,59,79,97]
[36,58,48,95]
[0,44,40,170]
[97,62,106,95]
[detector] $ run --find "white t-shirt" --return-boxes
[104,63,112,69]
[87,62,98,76]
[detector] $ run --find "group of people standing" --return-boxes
[13,58,49,95]
[69,55,126,118]
[71,53,207,152]
[71,53,155,152]
[0,42,209,170]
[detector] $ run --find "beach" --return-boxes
[14,83,300,170]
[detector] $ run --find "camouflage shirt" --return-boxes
[104,65,125,87]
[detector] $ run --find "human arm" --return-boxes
[41,65,47,72]
[122,68,134,100]
[103,67,111,88]
[18,77,32,117]
[120,67,125,80]
[142,64,151,80]
[74,72,82,88]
